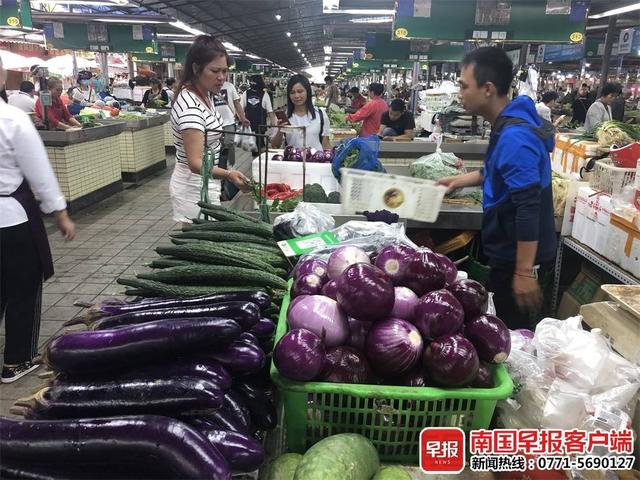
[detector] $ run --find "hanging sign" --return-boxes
[618,28,635,55]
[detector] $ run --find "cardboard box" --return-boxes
[579,301,640,362]
[557,267,607,319]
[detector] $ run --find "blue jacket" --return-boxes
[481,95,557,267]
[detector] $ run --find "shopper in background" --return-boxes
[378,99,415,141]
[241,74,276,151]
[164,77,176,102]
[324,75,340,108]
[571,83,592,124]
[348,87,366,111]
[346,83,388,137]
[271,74,331,151]
[35,78,83,130]
[584,82,622,130]
[8,81,36,113]
[437,47,557,330]
[535,91,558,122]
[610,88,627,121]
[0,56,76,383]
[142,77,169,108]
[169,35,250,223]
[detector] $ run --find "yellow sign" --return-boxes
[132,56,138,62]
[569,32,584,43]
[395,28,408,39]
[6,17,20,27]
[365,53,373,60]
[145,47,154,53]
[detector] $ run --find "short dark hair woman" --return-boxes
[169,35,250,223]
[142,77,169,108]
[271,74,331,151]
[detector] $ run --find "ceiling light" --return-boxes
[324,9,395,15]
[275,13,282,21]
[293,42,298,47]
[246,54,260,59]
[324,46,332,54]
[157,33,193,38]
[96,18,162,23]
[585,63,591,67]
[222,41,242,52]
[332,52,354,56]
[589,2,640,19]
[170,40,195,44]
[297,48,301,53]
[349,16,393,23]
[286,32,292,37]
[170,20,205,35]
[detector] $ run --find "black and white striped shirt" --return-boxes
[171,88,222,166]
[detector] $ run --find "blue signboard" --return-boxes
[543,43,584,62]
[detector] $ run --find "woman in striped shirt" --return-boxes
[170,35,250,223]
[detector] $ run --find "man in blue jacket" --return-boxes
[438,47,557,329]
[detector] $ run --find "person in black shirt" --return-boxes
[378,99,415,141]
[571,83,592,125]
[142,77,169,108]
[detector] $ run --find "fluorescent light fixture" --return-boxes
[275,14,282,21]
[171,20,205,35]
[286,32,292,37]
[589,2,640,19]
[246,54,260,59]
[157,33,193,38]
[96,18,161,23]
[323,46,332,54]
[222,41,242,52]
[585,63,591,67]
[325,9,395,15]
[332,52,354,56]
[293,42,298,47]
[170,40,194,44]
[349,16,393,23]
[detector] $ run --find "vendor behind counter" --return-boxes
[34,78,83,131]
[378,99,415,141]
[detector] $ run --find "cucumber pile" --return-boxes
[8,293,278,479]
[117,202,289,313]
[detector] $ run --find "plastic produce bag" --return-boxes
[234,126,257,152]
[331,135,385,182]
[272,202,335,240]
[409,136,465,195]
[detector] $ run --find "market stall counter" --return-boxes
[40,122,126,213]
[378,138,488,169]
[102,114,170,183]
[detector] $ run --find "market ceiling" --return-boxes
[27,0,640,72]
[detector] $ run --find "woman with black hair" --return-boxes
[169,35,250,223]
[271,74,331,151]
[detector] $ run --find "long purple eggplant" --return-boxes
[0,415,230,479]
[0,463,58,480]
[188,409,250,435]
[191,427,265,473]
[17,376,224,419]
[55,357,233,392]
[233,381,278,431]
[208,340,265,375]
[89,301,260,331]
[220,391,252,433]
[44,317,241,374]
[249,318,276,339]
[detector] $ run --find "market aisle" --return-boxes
[0,155,177,415]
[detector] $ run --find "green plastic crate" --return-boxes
[270,287,514,464]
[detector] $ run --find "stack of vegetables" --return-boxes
[327,104,360,131]
[273,146,336,163]
[274,244,511,388]
[577,120,640,146]
[6,291,278,479]
[116,202,288,315]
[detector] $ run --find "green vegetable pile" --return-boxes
[410,153,462,182]
[577,121,640,146]
[343,148,360,168]
[327,104,360,130]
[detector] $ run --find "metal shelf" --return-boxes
[562,237,639,285]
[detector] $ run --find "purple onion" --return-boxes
[375,244,415,285]
[272,154,284,162]
[434,253,458,285]
[335,263,394,322]
[294,259,328,283]
[327,246,370,280]
[323,149,333,162]
[390,286,419,320]
[283,145,295,160]
[464,314,511,363]
[320,346,374,384]
[321,280,338,300]
[423,334,479,388]
[346,317,371,351]
[401,249,446,296]
[398,369,432,387]
[471,363,494,388]
[287,295,349,347]
[274,328,325,381]
[447,279,488,321]
[291,273,324,298]
[365,317,424,375]
[412,289,464,340]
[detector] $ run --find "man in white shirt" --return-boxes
[0,58,75,383]
[584,82,622,130]
[8,81,36,113]
[535,91,558,122]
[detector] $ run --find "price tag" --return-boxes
[278,232,339,257]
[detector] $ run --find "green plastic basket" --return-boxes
[270,288,514,464]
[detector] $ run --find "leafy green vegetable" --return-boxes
[327,104,360,130]
[303,183,328,203]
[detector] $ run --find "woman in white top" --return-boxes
[271,74,331,151]
[584,82,622,131]
[170,35,250,223]
[0,57,75,383]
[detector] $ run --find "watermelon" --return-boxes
[268,453,303,480]
[294,433,379,480]
[373,466,412,480]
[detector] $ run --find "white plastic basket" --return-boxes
[340,168,447,223]
[590,159,636,196]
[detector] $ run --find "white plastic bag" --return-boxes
[272,202,335,239]
[234,126,257,152]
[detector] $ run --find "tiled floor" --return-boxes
[0,155,177,416]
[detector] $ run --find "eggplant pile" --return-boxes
[275,245,512,389]
[10,291,279,478]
